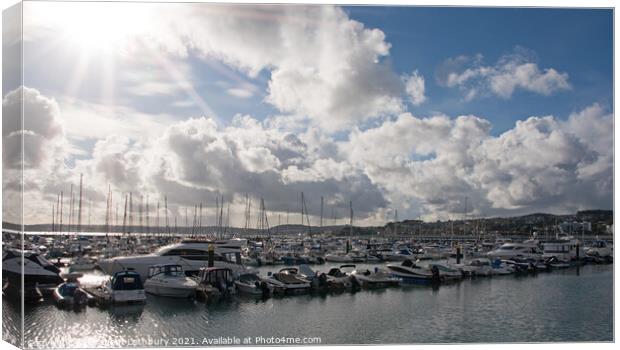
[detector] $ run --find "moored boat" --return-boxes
[144,264,198,298]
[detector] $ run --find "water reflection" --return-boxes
[1,264,613,348]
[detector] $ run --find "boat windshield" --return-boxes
[59,283,79,296]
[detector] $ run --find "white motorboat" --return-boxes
[585,240,613,258]
[324,264,358,290]
[427,262,463,280]
[144,264,198,298]
[387,259,439,284]
[100,270,146,304]
[486,242,543,260]
[266,267,311,294]
[351,268,400,289]
[382,248,417,262]
[97,240,246,282]
[234,272,273,297]
[324,252,352,263]
[451,258,494,277]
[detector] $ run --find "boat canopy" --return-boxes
[111,271,144,290]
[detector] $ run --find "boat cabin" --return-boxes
[111,271,144,291]
[198,267,234,285]
[147,264,184,278]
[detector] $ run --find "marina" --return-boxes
[1,2,615,348]
[1,230,614,346]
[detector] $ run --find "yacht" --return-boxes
[143,264,198,298]
[486,242,543,260]
[2,249,64,289]
[97,240,245,282]
[542,237,585,261]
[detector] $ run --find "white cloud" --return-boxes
[404,70,427,106]
[437,48,571,100]
[24,3,414,132]
[341,104,611,220]
[2,87,65,169]
[226,88,254,99]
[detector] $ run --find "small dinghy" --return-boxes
[53,282,94,308]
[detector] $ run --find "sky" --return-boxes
[1,2,614,228]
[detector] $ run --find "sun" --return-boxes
[30,2,149,56]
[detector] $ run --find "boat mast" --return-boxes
[320,196,324,229]
[165,195,170,236]
[349,201,353,237]
[198,202,203,236]
[156,201,160,234]
[139,195,143,232]
[145,195,149,234]
[77,173,83,234]
[60,191,63,235]
[68,184,73,234]
[129,192,133,234]
[51,203,55,233]
[122,194,128,234]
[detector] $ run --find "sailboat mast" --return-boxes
[320,196,324,228]
[145,195,149,234]
[60,191,63,234]
[77,173,83,233]
[349,201,353,237]
[122,194,128,234]
[68,184,73,233]
[165,196,170,236]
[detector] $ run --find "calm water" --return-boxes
[2,263,613,348]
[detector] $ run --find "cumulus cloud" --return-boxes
[2,86,65,169]
[341,104,612,219]
[437,47,571,100]
[115,4,406,131]
[150,115,388,221]
[25,3,411,131]
[404,70,427,106]
[6,87,613,225]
